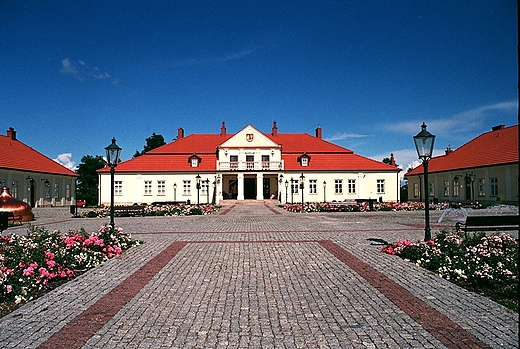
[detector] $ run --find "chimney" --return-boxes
[492,124,505,131]
[272,121,278,136]
[6,127,16,140]
[445,145,453,155]
[390,153,396,167]
[315,124,322,139]
[177,127,184,139]
[220,121,226,136]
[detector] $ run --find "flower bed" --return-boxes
[0,225,141,315]
[382,230,518,311]
[78,203,220,218]
[283,201,449,213]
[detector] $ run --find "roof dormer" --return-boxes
[298,154,311,167]
[189,154,201,168]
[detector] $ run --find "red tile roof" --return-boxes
[406,125,518,176]
[100,131,399,173]
[0,132,78,176]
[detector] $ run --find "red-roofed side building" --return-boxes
[405,125,518,205]
[0,127,78,207]
[98,123,401,205]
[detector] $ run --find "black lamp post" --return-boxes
[105,138,122,230]
[278,174,284,201]
[323,181,327,202]
[195,174,201,205]
[212,181,216,204]
[290,178,294,204]
[468,171,476,201]
[206,178,210,204]
[285,180,288,204]
[299,173,305,205]
[173,183,177,202]
[414,122,435,241]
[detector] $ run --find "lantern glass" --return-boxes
[413,123,435,160]
[105,138,122,166]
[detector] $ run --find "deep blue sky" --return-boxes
[1,1,517,174]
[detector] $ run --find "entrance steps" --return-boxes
[221,199,280,206]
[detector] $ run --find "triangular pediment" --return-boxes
[220,125,280,148]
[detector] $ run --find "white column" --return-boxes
[256,173,264,200]
[237,173,244,200]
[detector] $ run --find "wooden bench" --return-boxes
[329,200,357,208]
[7,212,22,225]
[456,215,519,232]
[449,200,482,208]
[0,211,22,230]
[113,205,146,217]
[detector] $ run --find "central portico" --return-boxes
[217,124,283,200]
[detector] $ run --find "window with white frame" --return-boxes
[334,179,343,194]
[428,182,434,196]
[115,181,122,195]
[376,179,385,194]
[413,182,419,197]
[11,180,18,199]
[230,155,238,170]
[157,180,166,195]
[453,179,459,196]
[144,181,152,195]
[348,179,356,194]
[183,180,191,195]
[54,183,60,199]
[490,178,498,196]
[301,157,308,167]
[201,180,209,195]
[478,178,485,196]
[66,184,70,199]
[191,158,199,167]
[309,179,317,194]
[291,180,299,194]
[261,155,270,170]
[443,181,449,197]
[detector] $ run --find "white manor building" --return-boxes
[98,123,401,205]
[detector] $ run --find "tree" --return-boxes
[76,155,105,206]
[382,157,399,167]
[133,133,166,157]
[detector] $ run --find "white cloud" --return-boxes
[325,133,370,142]
[60,58,116,83]
[169,47,261,67]
[387,101,518,136]
[54,153,76,171]
[368,148,444,183]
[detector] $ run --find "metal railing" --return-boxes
[218,161,283,171]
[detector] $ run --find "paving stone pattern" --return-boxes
[0,205,518,348]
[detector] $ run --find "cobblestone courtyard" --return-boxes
[0,204,518,348]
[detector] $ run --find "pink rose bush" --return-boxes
[382,230,518,309]
[283,201,437,213]
[0,225,141,307]
[78,203,220,218]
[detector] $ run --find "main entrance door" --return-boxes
[244,178,256,199]
[263,178,270,199]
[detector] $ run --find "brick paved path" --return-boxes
[0,204,518,348]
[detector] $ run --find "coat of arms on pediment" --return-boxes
[246,133,254,142]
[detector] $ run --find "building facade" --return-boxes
[405,125,518,205]
[0,127,78,207]
[98,123,401,205]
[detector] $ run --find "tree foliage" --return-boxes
[133,133,166,157]
[76,155,105,206]
[382,157,398,167]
